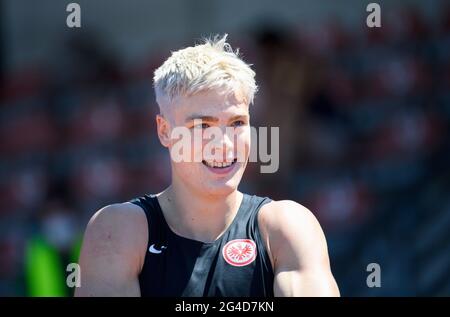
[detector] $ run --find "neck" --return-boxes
[157,178,243,243]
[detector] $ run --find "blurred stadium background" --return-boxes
[0,0,449,296]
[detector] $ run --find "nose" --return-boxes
[206,126,235,162]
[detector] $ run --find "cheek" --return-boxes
[169,129,204,162]
[173,161,203,180]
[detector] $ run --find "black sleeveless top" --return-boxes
[129,193,274,297]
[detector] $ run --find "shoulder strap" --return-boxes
[247,194,272,232]
[129,195,163,245]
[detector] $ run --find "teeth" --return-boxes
[204,160,234,168]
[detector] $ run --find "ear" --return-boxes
[156,114,171,147]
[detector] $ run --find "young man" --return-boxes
[75,35,340,297]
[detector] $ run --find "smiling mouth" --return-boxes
[202,158,237,168]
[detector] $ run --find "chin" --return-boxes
[202,180,239,197]
[173,161,246,197]
[195,169,245,198]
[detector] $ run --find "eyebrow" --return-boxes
[185,114,249,123]
[185,115,219,123]
[228,115,249,122]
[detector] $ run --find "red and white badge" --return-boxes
[222,239,257,267]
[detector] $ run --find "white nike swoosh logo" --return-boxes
[149,244,167,254]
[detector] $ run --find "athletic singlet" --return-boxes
[129,193,274,297]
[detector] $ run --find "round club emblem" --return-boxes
[222,239,257,267]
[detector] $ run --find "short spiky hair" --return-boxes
[153,34,257,111]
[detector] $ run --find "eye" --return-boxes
[193,123,210,129]
[231,120,245,127]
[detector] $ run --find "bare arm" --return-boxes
[260,200,340,297]
[74,203,147,296]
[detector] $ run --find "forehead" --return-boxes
[170,89,250,121]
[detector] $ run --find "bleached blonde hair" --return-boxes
[153,34,257,112]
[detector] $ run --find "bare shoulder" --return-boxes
[259,199,324,237]
[259,200,339,296]
[88,202,146,228]
[76,202,147,296]
[86,202,147,243]
[82,202,148,270]
[258,199,329,268]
